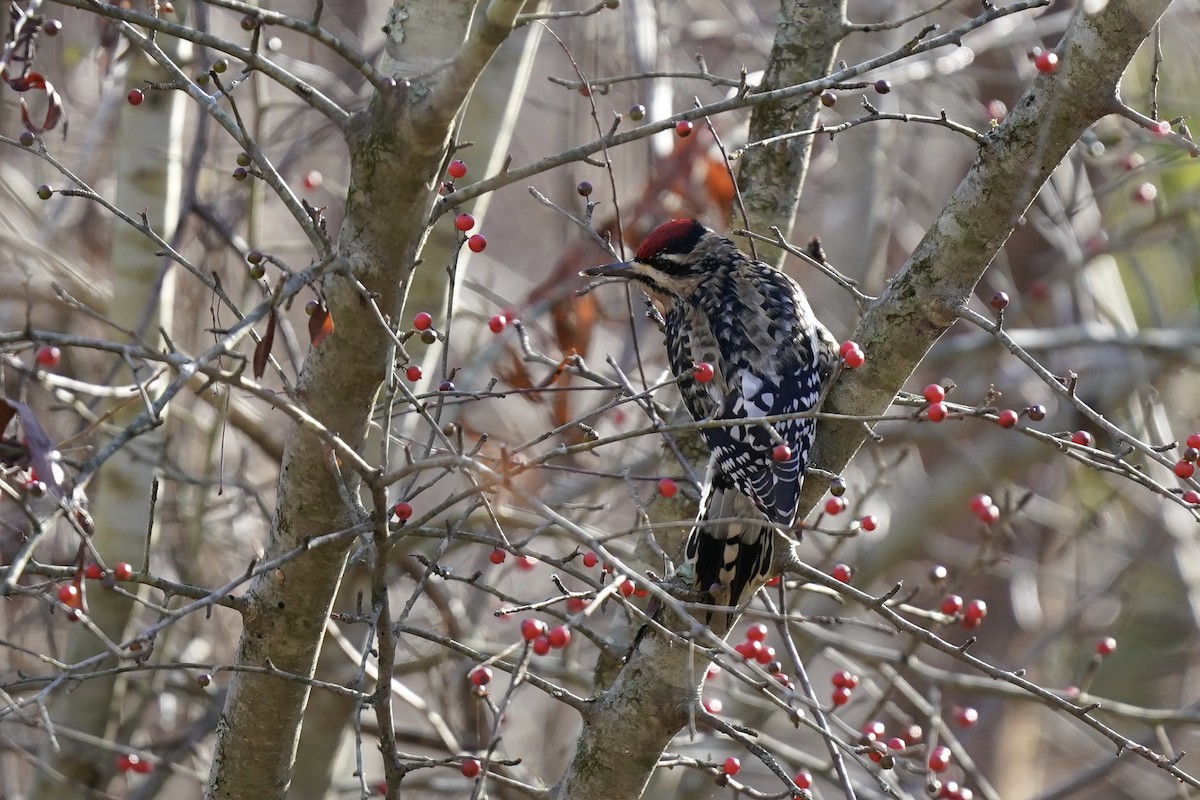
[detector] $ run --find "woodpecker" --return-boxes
[584,219,838,618]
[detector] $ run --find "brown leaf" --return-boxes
[253,310,277,379]
[10,72,67,134]
[308,303,334,347]
[0,398,67,500]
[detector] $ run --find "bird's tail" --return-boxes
[683,480,777,634]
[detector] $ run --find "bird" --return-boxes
[583,219,838,622]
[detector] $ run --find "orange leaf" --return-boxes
[308,303,334,347]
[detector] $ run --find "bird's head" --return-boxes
[581,219,729,305]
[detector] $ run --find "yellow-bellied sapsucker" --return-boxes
[585,219,838,620]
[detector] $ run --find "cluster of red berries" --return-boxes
[968,492,999,525]
[443,161,487,251]
[858,719,925,769]
[839,340,865,369]
[57,561,134,614]
[519,618,572,655]
[821,497,877,536]
[829,668,859,707]
[940,593,988,629]
[1173,433,1200,482]
[930,778,974,800]
[729,623,793,688]
[922,383,949,423]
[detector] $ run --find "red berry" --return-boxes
[393,501,413,520]
[516,554,537,571]
[1133,182,1158,203]
[1174,460,1195,479]
[928,745,952,772]
[116,754,134,772]
[862,720,886,740]
[824,496,846,515]
[794,770,812,789]
[706,664,722,680]
[831,685,852,706]
[923,384,946,404]
[520,618,547,641]
[842,345,865,369]
[1071,430,1093,447]
[859,514,878,532]
[132,756,153,774]
[962,598,987,628]
[675,120,693,137]
[548,625,571,648]
[831,563,852,583]
[454,212,475,232]
[831,670,858,689]
[1034,51,1059,73]
[467,234,487,253]
[461,758,481,778]
[969,493,992,514]
[113,563,133,581]
[532,635,551,655]
[941,594,964,615]
[997,409,1019,428]
[413,312,433,331]
[657,477,678,498]
[886,736,906,752]
[1184,490,1200,505]
[954,705,979,727]
[488,314,507,333]
[128,88,144,105]
[703,697,723,714]
[745,622,768,642]
[405,365,422,381]
[977,504,1000,524]
[1152,119,1172,136]
[765,575,781,587]
[447,160,467,179]
[838,340,858,357]
[735,640,762,660]
[1096,636,1117,656]
[926,402,947,422]
[566,596,586,613]
[772,444,793,462]
[302,170,322,190]
[57,584,80,606]
[693,361,715,383]
[722,756,740,776]
[904,723,923,744]
[989,291,1009,310]
[986,99,1008,121]
[469,666,493,686]
[582,551,599,568]
[755,645,776,665]
[619,579,636,597]
[1187,434,1200,450]
[35,345,61,367]
[84,562,103,580]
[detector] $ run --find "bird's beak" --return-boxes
[580,261,636,279]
